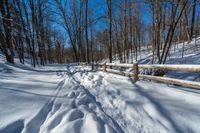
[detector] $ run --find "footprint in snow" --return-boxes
[65,109,84,122]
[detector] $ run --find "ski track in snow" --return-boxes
[0,64,123,133]
[22,79,66,133]
[1,37,200,133]
[1,62,200,132]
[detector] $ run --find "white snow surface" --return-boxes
[73,69,200,133]
[1,61,200,133]
[0,58,122,133]
[1,38,200,133]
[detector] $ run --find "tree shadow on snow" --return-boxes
[132,82,192,133]
[0,119,24,133]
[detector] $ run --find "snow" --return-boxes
[0,38,200,133]
[72,69,200,133]
[0,55,122,133]
[1,64,200,133]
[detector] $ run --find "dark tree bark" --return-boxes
[85,0,90,63]
[190,0,197,40]
[106,0,112,63]
[0,0,14,64]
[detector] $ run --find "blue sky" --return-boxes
[51,0,200,47]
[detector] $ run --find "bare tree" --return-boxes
[0,0,14,63]
[106,0,112,63]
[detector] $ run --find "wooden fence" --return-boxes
[99,63,200,89]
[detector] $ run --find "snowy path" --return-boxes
[1,64,200,133]
[36,69,123,133]
[73,66,200,133]
[0,64,123,133]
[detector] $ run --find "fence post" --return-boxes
[133,62,139,82]
[103,63,107,72]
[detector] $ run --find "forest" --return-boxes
[1,1,200,133]
[0,0,200,66]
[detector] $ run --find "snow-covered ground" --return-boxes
[0,58,122,133]
[74,68,200,133]
[0,59,200,133]
[104,37,200,64]
[0,38,200,133]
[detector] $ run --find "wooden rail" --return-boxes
[79,62,88,66]
[106,68,133,77]
[100,63,200,89]
[139,74,200,89]
[105,63,133,68]
[139,64,200,72]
